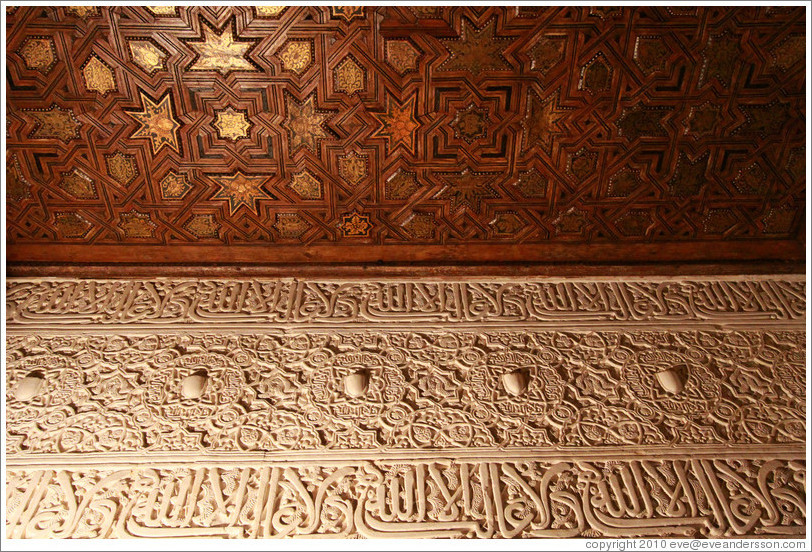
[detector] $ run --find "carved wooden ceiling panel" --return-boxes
[5,5,806,266]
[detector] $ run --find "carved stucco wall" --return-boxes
[4,276,806,538]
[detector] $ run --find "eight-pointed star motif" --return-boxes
[282,93,333,155]
[187,22,257,75]
[210,171,275,215]
[433,169,500,213]
[370,93,420,155]
[521,90,565,155]
[127,91,181,154]
[439,18,513,73]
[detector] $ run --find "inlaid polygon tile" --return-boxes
[17,36,57,74]
[81,55,116,96]
[762,205,798,234]
[184,214,220,239]
[785,147,805,183]
[608,168,642,197]
[59,168,98,200]
[733,163,769,195]
[105,153,138,186]
[274,212,310,238]
[385,169,421,200]
[338,151,369,185]
[490,211,523,235]
[338,210,373,237]
[439,18,513,73]
[401,212,437,239]
[633,36,670,75]
[126,90,181,154]
[54,212,92,238]
[65,6,101,18]
[385,40,420,74]
[669,152,709,197]
[433,169,500,213]
[254,6,287,18]
[566,148,598,181]
[528,35,566,74]
[210,172,275,215]
[128,40,167,74]
[333,56,365,95]
[699,32,742,87]
[6,153,31,202]
[737,101,794,139]
[578,53,612,94]
[288,169,323,200]
[514,168,547,198]
[552,206,589,234]
[277,40,313,75]
[616,209,652,237]
[616,105,669,142]
[25,104,81,143]
[703,209,738,234]
[160,171,193,200]
[185,21,258,75]
[118,210,157,238]
[212,107,251,141]
[770,35,805,71]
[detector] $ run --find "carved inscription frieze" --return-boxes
[6,330,804,454]
[6,457,805,538]
[6,278,805,327]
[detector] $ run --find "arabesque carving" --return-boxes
[5,275,806,539]
[6,457,805,538]
[5,329,804,454]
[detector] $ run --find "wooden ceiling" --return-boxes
[5,5,806,273]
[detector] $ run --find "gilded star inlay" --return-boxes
[282,93,333,155]
[371,93,420,155]
[439,19,513,73]
[210,172,275,215]
[434,169,500,213]
[187,22,256,75]
[127,91,181,154]
[26,104,82,143]
[521,90,564,154]
[55,212,92,238]
[213,107,251,141]
[338,210,373,237]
